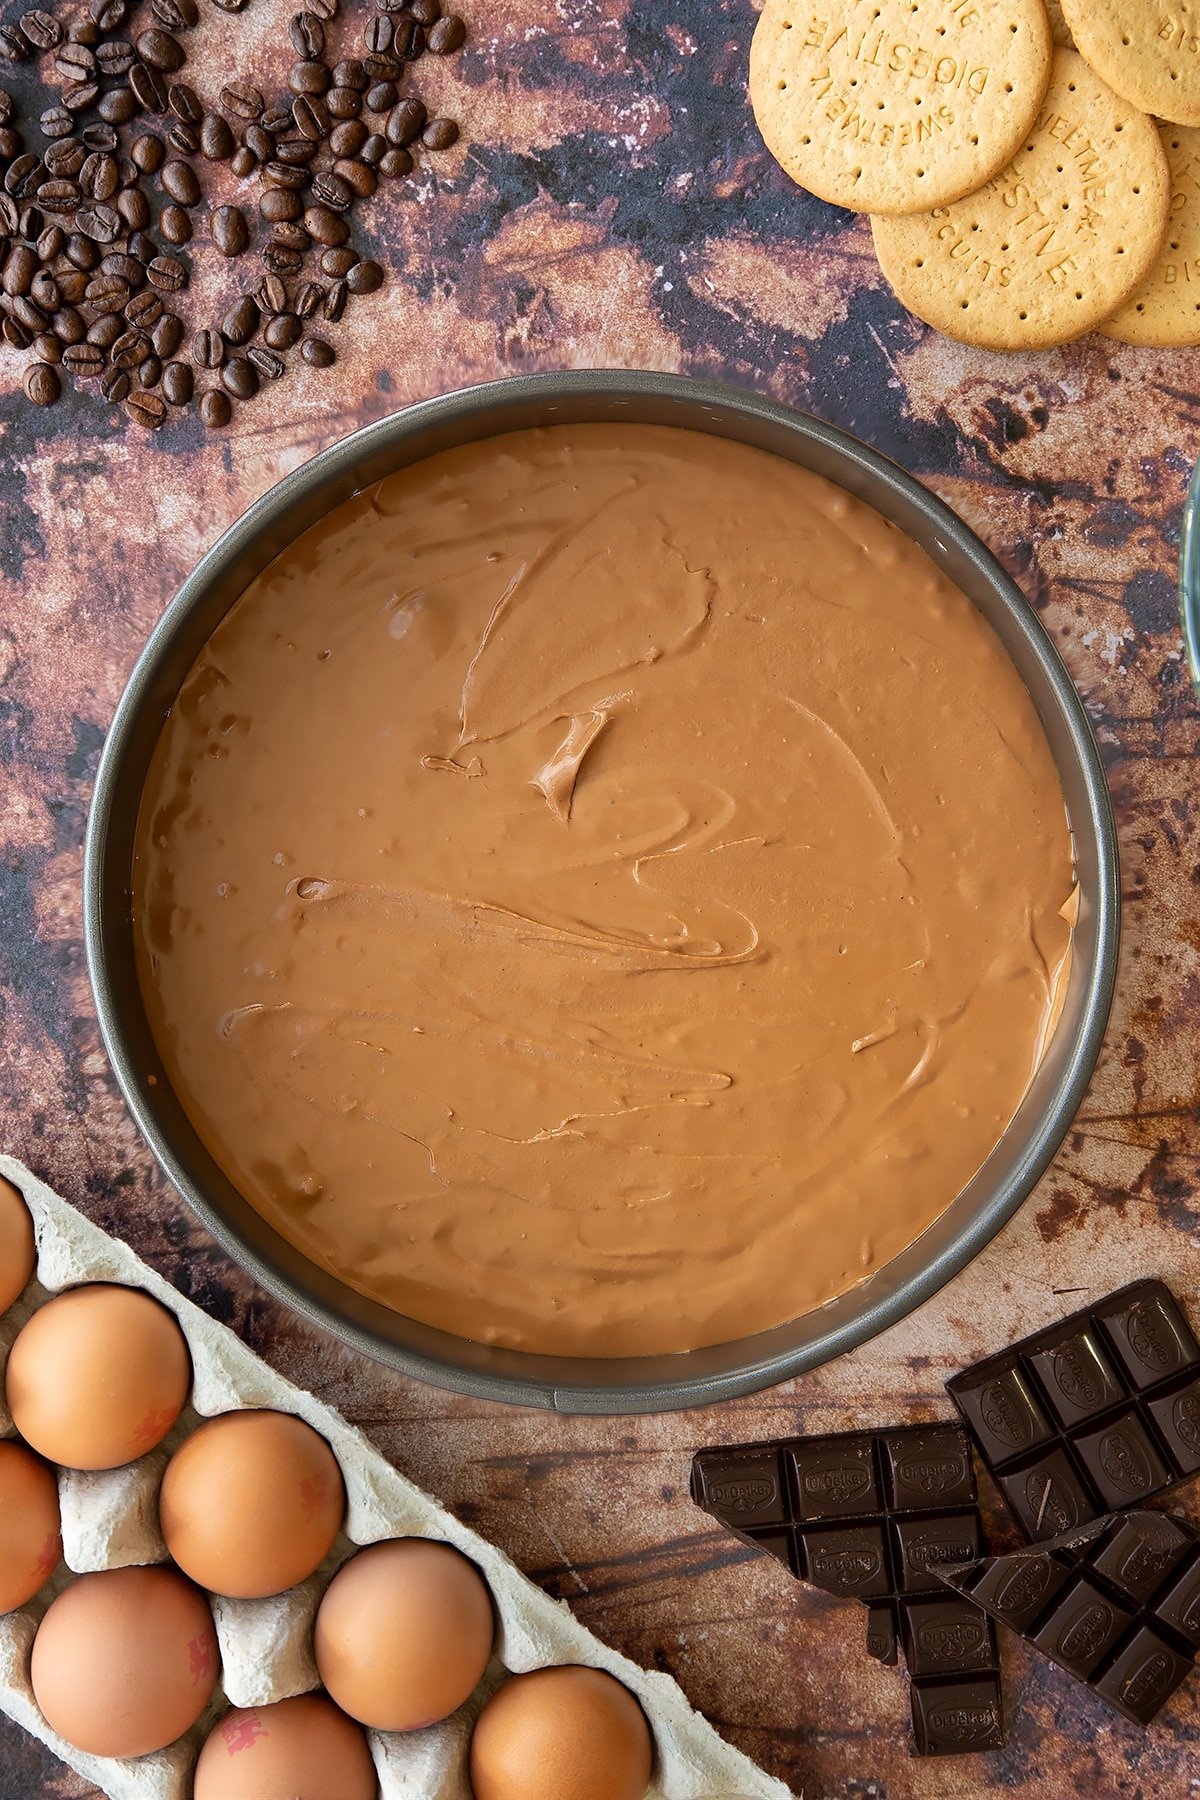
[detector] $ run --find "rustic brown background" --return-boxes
[3,0,1200,1794]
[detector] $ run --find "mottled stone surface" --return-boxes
[2,1,1200,1795]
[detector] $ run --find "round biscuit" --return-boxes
[871,48,1170,349]
[748,0,1053,217]
[1059,0,1200,127]
[1102,124,1200,344]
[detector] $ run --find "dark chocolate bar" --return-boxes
[948,1280,1200,1541]
[692,1424,1003,1755]
[939,1510,1200,1726]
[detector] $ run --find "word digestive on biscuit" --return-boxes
[800,15,992,92]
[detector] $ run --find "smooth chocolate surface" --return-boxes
[949,1281,1200,1539]
[942,1511,1200,1727]
[692,1424,1002,1755]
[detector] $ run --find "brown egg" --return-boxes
[5,1283,191,1470]
[0,1440,61,1613]
[31,1564,219,1757]
[0,1174,36,1313]
[314,1538,493,1730]
[193,1695,377,1800]
[469,1665,654,1800]
[159,1409,346,1598]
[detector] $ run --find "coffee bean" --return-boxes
[30,269,59,310]
[366,80,397,113]
[364,51,402,80]
[377,147,409,179]
[86,310,122,347]
[328,118,366,156]
[364,15,392,54]
[60,77,94,111]
[10,295,45,332]
[167,120,198,154]
[292,278,323,317]
[210,0,248,13]
[264,309,301,348]
[56,41,95,78]
[0,124,23,157]
[85,125,119,155]
[147,253,186,291]
[116,186,149,229]
[422,117,458,150]
[126,289,162,328]
[192,325,224,366]
[310,164,352,205]
[260,186,300,223]
[359,133,385,167]
[263,237,303,274]
[301,333,334,367]
[45,138,86,178]
[262,103,294,133]
[131,132,164,172]
[111,326,150,367]
[320,245,356,278]
[307,0,338,20]
[96,39,135,76]
[196,112,231,160]
[392,17,423,59]
[247,344,283,379]
[129,61,167,111]
[100,251,144,285]
[65,232,99,269]
[137,27,184,71]
[160,158,199,204]
[33,331,61,363]
[21,7,61,48]
[322,276,345,320]
[199,386,231,426]
[37,178,81,214]
[229,146,256,179]
[125,388,166,427]
[5,154,42,198]
[276,224,312,255]
[410,0,441,23]
[292,94,329,140]
[274,134,316,165]
[326,85,361,119]
[169,81,202,124]
[138,352,161,385]
[2,317,30,347]
[236,125,270,166]
[16,203,43,237]
[63,340,104,377]
[427,12,464,53]
[24,359,59,405]
[262,159,306,190]
[333,156,375,196]
[222,293,258,343]
[76,201,121,242]
[86,272,129,311]
[161,357,192,404]
[151,310,182,355]
[116,154,140,185]
[98,87,138,125]
[91,0,128,28]
[99,364,130,401]
[41,105,74,138]
[152,0,198,29]
[255,270,287,312]
[79,150,118,199]
[37,223,64,261]
[303,204,347,247]
[0,89,12,127]
[290,11,324,56]
[347,258,384,295]
[221,81,263,119]
[332,57,366,89]
[0,191,18,231]
[67,16,99,44]
[159,202,192,243]
[221,354,257,398]
[211,203,248,256]
[0,27,32,62]
[56,269,88,303]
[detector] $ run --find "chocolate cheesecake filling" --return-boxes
[133,424,1074,1357]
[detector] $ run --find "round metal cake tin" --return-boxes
[85,370,1120,1414]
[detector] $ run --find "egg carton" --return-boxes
[0,1156,792,1800]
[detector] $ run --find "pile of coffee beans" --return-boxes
[0,0,465,427]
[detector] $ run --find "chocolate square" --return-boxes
[691,1448,786,1529]
[1156,1551,1200,1648]
[866,1601,898,1665]
[909,1675,1004,1755]
[880,1426,975,1511]
[892,1513,983,1594]
[1028,1326,1125,1428]
[950,1364,1052,1467]
[901,1596,996,1679]
[1090,1624,1194,1725]
[1097,1288,1200,1391]
[800,1523,891,1599]
[1147,1377,1200,1476]
[965,1550,1070,1632]
[1087,1513,1191,1605]
[786,1436,878,1521]
[747,1529,796,1574]
[1030,1576,1133,1678]
[998,1447,1097,1540]
[1074,1416,1170,1510]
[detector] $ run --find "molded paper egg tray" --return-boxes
[0,1156,790,1800]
